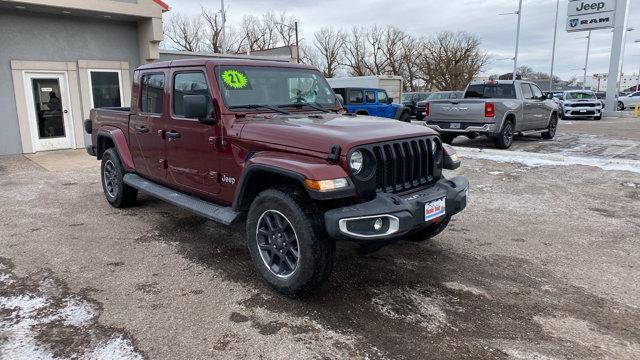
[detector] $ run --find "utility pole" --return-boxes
[583,31,592,90]
[513,0,523,80]
[549,0,560,91]
[617,27,635,92]
[220,0,226,54]
[294,21,299,63]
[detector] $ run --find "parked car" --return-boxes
[401,92,430,118]
[617,91,640,110]
[326,75,403,104]
[333,87,413,122]
[415,91,464,121]
[560,90,603,120]
[85,59,469,296]
[424,80,559,149]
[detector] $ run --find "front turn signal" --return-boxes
[304,178,349,192]
[442,143,461,170]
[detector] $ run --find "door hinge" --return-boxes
[158,159,167,169]
[209,171,219,182]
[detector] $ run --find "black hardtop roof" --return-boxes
[136,58,318,71]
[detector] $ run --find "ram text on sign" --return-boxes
[567,0,616,16]
[566,11,615,32]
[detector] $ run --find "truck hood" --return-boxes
[238,114,436,153]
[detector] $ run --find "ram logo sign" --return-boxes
[566,0,616,32]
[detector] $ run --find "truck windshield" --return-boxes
[465,84,517,99]
[215,65,337,111]
[565,92,596,100]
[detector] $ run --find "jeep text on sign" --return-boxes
[567,0,616,17]
[566,11,615,32]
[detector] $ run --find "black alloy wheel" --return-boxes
[256,210,300,278]
[103,160,119,198]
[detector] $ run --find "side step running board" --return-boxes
[123,173,239,225]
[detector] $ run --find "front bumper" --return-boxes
[562,107,601,118]
[324,176,469,241]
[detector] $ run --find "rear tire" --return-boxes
[416,113,425,121]
[405,216,451,242]
[399,112,411,123]
[493,120,514,149]
[618,101,625,111]
[246,187,334,297]
[541,113,558,140]
[101,148,138,208]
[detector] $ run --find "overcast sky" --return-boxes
[164,0,639,80]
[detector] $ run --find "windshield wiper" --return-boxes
[229,104,290,115]
[278,101,330,113]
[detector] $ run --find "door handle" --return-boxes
[135,126,149,134]
[165,130,181,139]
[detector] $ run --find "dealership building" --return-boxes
[0,0,168,156]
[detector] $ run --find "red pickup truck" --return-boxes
[85,59,468,296]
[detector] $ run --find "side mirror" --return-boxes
[387,97,394,104]
[545,92,552,100]
[184,95,217,125]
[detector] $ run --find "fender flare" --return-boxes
[232,152,356,210]
[496,111,518,134]
[96,128,135,172]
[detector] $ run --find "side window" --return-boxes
[530,85,543,99]
[377,90,388,104]
[348,90,363,104]
[173,72,212,117]
[520,84,534,100]
[365,91,376,103]
[140,73,165,114]
[632,92,640,97]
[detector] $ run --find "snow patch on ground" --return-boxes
[488,171,504,175]
[622,182,638,188]
[443,282,491,299]
[503,349,559,360]
[371,286,460,332]
[84,336,144,360]
[55,297,98,327]
[457,147,640,174]
[0,272,15,285]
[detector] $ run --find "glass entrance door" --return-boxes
[25,73,75,152]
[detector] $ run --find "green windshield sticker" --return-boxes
[222,69,249,90]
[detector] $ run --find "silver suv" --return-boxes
[560,90,602,120]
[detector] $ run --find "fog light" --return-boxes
[373,218,383,231]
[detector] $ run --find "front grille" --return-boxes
[569,103,597,107]
[370,137,436,193]
[570,110,595,115]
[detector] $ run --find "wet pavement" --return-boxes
[1,116,639,359]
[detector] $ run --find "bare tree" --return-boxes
[274,12,298,47]
[314,27,345,78]
[163,12,204,52]
[363,26,388,75]
[420,31,489,90]
[299,43,322,69]
[399,36,422,91]
[201,7,225,53]
[342,27,370,76]
[379,26,407,76]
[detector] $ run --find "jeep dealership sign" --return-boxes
[566,0,616,32]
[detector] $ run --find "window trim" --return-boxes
[87,69,124,109]
[139,72,165,116]
[171,70,211,119]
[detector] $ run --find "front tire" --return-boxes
[399,112,411,123]
[493,120,514,149]
[416,113,425,121]
[541,113,558,140]
[405,216,451,242]
[618,101,625,111]
[246,187,334,297]
[101,148,138,208]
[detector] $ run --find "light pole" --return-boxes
[617,27,635,92]
[635,40,640,91]
[549,0,560,91]
[583,31,592,90]
[220,0,226,54]
[513,0,523,80]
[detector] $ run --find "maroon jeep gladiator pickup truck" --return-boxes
[85,59,469,296]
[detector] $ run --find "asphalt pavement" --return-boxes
[1,116,639,359]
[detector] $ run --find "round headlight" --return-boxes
[349,150,364,174]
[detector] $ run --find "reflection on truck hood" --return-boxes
[239,113,436,153]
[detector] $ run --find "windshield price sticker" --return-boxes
[221,69,250,90]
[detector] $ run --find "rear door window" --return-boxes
[140,73,165,114]
[365,91,376,103]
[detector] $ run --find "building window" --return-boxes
[89,70,123,108]
[140,73,165,114]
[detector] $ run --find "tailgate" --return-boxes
[427,99,486,123]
